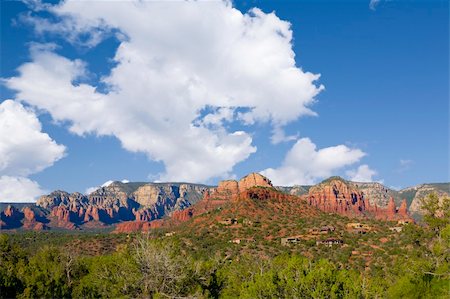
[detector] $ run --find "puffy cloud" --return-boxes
[369,0,381,10]
[346,164,378,182]
[0,176,46,203]
[7,0,323,182]
[261,138,366,185]
[0,100,66,177]
[0,100,65,202]
[0,100,66,201]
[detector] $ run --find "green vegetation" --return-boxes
[1,193,449,298]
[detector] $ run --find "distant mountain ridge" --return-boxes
[1,175,448,231]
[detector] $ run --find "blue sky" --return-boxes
[0,0,448,201]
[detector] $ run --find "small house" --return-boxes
[218,218,238,225]
[389,226,402,233]
[316,238,343,247]
[281,235,302,246]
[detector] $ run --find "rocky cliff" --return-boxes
[403,183,449,219]
[306,177,412,221]
[353,182,402,207]
[2,175,447,231]
[210,173,273,200]
[2,181,211,230]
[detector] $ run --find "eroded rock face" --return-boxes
[83,206,100,222]
[307,177,413,221]
[22,207,35,221]
[0,205,23,229]
[238,173,273,193]
[216,180,239,198]
[133,209,153,222]
[211,173,273,200]
[37,191,81,209]
[307,178,367,216]
[4,205,16,217]
[113,220,164,233]
[19,181,212,230]
[407,184,449,218]
[397,199,408,217]
[386,198,397,216]
[22,208,48,230]
[353,182,400,207]
[171,208,194,222]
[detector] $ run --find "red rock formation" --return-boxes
[84,206,100,222]
[397,199,408,217]
[133,209,153,221]
[171,208,194,222]
[211,173,273,201]
[307,178,413,221]
[238,173,273,193]
[216,180,239,199]
[49,206,77,229]
[243,187,293,201]
[113,221,146,233]
[51,206,71,222]
[113,220,164,233]
[21,207,47,230]
[4,205,16,217]
[1,205,26,229]
[307,179,367,216]
[386,197,397,216]
[33,222,47,230]
[23,207,35,222]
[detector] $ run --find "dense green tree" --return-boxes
[0,235,25,298]
[72,250,140,299]
[17,246,71,299]
[420,193,450,234]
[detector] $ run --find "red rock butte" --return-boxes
[306,178,413,221]
[212,172,273,200]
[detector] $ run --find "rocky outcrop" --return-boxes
[211,173,273,200]
[405,184,449,219]
[307,177,413,221]
[307,177,368,216]
[397,199,408,217]
[244,187,296,201]
[50,206,77,229]
[0,205,23,229]
[354,182,401,207]
[22,207,48,230]
[37,191,88,210]
[131,183,208,220]
[238,173,273,193]
[113,219,164,233]
[216,180,239,199]
[2,175,444,231]
[12,181,211,230]
[171,208,194,222]
[0,205,48,230]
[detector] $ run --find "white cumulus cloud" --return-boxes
[346,164,378,182]
[7,0,324,182]
[0,176,46,203]
[0,100,66,177]
[0,100,66,202]
[261,138,366,185]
